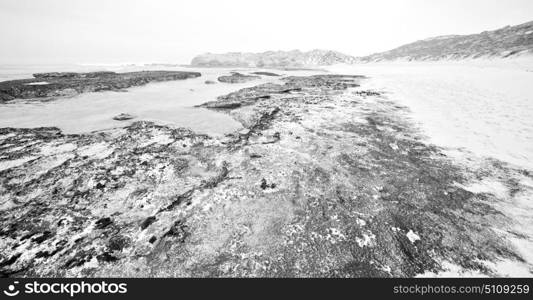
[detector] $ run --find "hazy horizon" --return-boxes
[1,0,533,65]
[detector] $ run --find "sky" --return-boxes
[1,0,532,65]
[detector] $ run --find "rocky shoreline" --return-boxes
[217,72,260,84]
[0,73,531,277]
[0,71,201,102]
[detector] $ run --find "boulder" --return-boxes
[113,113,136,121]
[251,71,280,76]
[217,72,260,83]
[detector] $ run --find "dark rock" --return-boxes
[96,253,119,262]
[159,190,195,212]
[0,70,201,102]
[353,90,382,97]
[260,179,267,189]
[108,235,129,251]
[251,72,280,76]
[204,102,242,109]
[140,216,157,230]
[95,181,106,189]
[113,113,136,121]
[260,178,276,189]
[164,220,189,243]
[0,92,14,101]
[33,71,116,79]
[199,83,300,109]
[0,253,21,269]
[64,250,94,269]
[33,72,79,79]
[205,80,217,84]
[95,217,113,229]
[31,231,53,244]
[217,72,260,83]
[282,74,364,89]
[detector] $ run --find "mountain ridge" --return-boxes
[190,49,357,68]
[360,20,533,62]
[190,20,533,67]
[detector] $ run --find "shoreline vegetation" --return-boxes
[0,71,531,277]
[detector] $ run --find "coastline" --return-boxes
[0,71,531,277]
[328,60,533,171]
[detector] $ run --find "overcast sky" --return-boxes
[1,0,532,65]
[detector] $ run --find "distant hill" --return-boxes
[190,21,533,67]
[190,49,357,68]
[360,20,533,62]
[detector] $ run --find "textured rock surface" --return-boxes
[0,74,531,277]
[0,71,201,102]
[251,72,280,76]
[361,20,533,62]
[192,50,357,68]
[112,113,136,121]
[217,72,260,84]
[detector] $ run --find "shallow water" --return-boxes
[4,61,531,170]
[0,66,318,136]
[329,61,533,170]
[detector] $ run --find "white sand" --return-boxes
[329,58,533,170]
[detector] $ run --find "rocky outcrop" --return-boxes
[0,71,201,102]
[251,72,280,76]
[201,75,363,110]
[112,113,136,121]
[0,122,222,276]
[360,20,533,62]
[217,72,260,83]
[191,49,357,68]
[0,74,531,277]
[199,82,302,109]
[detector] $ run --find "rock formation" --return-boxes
[251,72,280,76]
[0,71,201,102]
[191,49,357,68]
[1,74,530,277]
[113,113,136,121]
[217,72,260,83]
